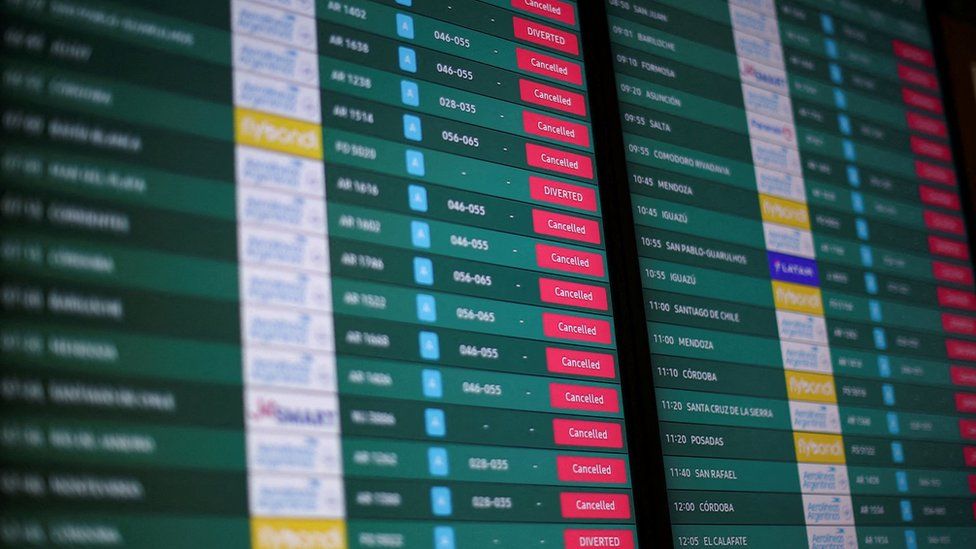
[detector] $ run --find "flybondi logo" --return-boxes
[795,436,843,458]
[250,398,337,428]
[253,521,345,549]
[240,113,320,154]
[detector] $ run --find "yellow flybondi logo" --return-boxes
[785,371,837,404]
[251,518,347,549]
[793,432,846,464]
[235,108,324,160]
[759,194,811,230]
[772,280,824,316]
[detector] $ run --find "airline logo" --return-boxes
[739,58,789,95]
[802,495,855,525]
[747,112,795,146]
[794,432,846,464]
[251,518,346,549]
[239,228,328,272]
[233,35,319,86]
[511,0,576,26]
[232,0,318,50]
[247,432,342,474]
[742,84,795,123]
[529,176,598,211]
[235,108,323,159]
[244,348,337,392]
[242,307,334,350]
[236,145,325,196]
[790,401,841,433]
[513,17,579,55]
[755,166,805,203]
[733,30,784,69]
[729,4,780,41]
[772,281,824,315]
[760,194,809,230]
[781,341,833,374]
[238,187,326,232]
[768,252,819,286]
[234,71,321,124]
[246,389,340,432]
[241,266,330,310]
[248,475,345,516]
[751,139,802,176]
[763,223,815,259]
[806,527,858,549]
[786,371,837,404]
[776,311,828,345]
[797,464,850,494]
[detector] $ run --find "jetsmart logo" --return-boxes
[250,398,337,427]
[743,63,787,89]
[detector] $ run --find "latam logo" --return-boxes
[742,62,787,89]
[249,398,338,428]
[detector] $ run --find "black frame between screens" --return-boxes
[578,0,976,547]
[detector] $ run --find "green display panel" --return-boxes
[0,1,640,547]
[605,0,976,547]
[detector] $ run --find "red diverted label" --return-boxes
[953,365,976,387]
[910,136,952,162]
[906,111,948,138]
[523,111,590,147]
[559,492,632,519]
[915,160,957,186]
[902,88,943,114]
[961,419,976,440]
[526,143,594,179]
[550,383,619,413]
[539,277,608,310]
[924,210,965,235]
[919,185,961,211]
[897,64,939,90]
[532,209,601,244]
[933,261,974,286]
[929,235,970,260]
[939,287,976,312]
[552,418,623,448]
[947,339,976,362]
[556,456,628,484]
[529,176,597,212]
[535,243,606,277]
[944,313,976,336]
[513,17,579,55]
[957,392,976,413]
[893,39,935,67]
[519,78,586,116]
[546,347,616,379]
[542,312,612,344]
[516,47,582,85]
[511,0,576,26]
[966,446,976,467]
[564,530,636,549]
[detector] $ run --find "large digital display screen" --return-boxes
[606,0,976,546]
[0,1,640,547]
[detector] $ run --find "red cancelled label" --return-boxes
[961,419,976,440]
[523,111,590,147]
[560,492,631,519]
[516,47,582,85]
[893,39,935,67]
[511,0,576,26]
[947,339,976,362]
[550,383,620,413]
[539,277,608,310]
[953,365,976,387]
[924,210,965,235]
[919,185,961,210]
[546,347,616,379]
[535,243,605,277]
[939,287,976,312]
[526,143,594,179]
[513,17,579,55]
[944,313,976,336]
[929,235,970,260]
[543,312,612,344]
[957,392,976,413]
[933,261,974,286]
[969,475,976,494]
[906,111,948,138]
[910,135,952,162]
[564,530,636,549]
[966,446,976,467]
[897,64,939,90]
[529,176,597,211]
[915,160,957,186]
[552,418,623,448]
[557,455,628,483]
[519,78,586,116]
[902,87,943,114]
[532,209,601,244]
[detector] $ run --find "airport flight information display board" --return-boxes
[0,0,640,547]
[606,0,976,547]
